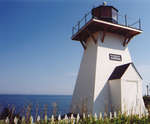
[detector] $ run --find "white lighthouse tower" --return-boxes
[71,3,146,115]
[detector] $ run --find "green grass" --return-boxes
[1,114,150,124]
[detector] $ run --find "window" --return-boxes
[112,8,118,21]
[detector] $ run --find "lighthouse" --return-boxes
[71,3,146,115]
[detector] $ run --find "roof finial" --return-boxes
[103,1,107,6]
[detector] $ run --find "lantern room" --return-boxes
[92,5,118,24]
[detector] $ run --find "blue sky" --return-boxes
[0,0,150,95]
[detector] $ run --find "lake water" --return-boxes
[0,95,72,118]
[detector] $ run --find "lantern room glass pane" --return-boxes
[112,8,118,21]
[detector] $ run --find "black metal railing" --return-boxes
[72,11,92,36]
[72,10,142,36]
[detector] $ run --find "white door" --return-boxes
[124,81,138,114]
